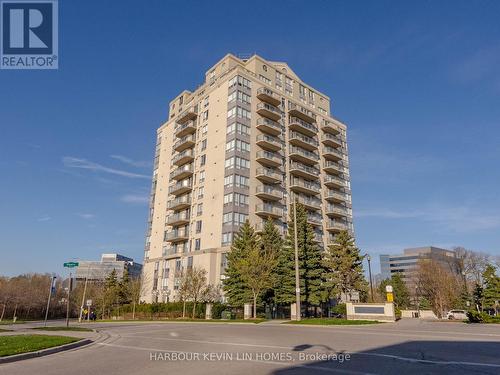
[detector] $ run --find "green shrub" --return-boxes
[211,303,228,319]
[466,310,500,323]
[331,303,346,316]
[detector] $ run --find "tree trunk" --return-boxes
[13,304,18,320]
[182,300,186,318]
[0,303,5,321]
[132,300,136,320]
[253,293,257,319]
[192,300,197,319]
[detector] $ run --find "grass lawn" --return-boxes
[98,318,266,324]
[285,318,381,325]
[0,335,79,357]
[0,320,25,325]
[32,326,93,332]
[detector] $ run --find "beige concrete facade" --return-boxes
[140,54,353,303]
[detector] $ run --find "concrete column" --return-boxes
[205,303,213,320]
[244,303,252,320]
[290,303,297,320]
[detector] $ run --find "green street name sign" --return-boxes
[63,262,79,268]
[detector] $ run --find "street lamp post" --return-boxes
[293,199,301,321]
[365,254,374,302]
[79,263,91,323]
[44,275,57,327]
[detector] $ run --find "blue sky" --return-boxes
[1,0,499,276]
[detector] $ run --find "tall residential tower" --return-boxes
[141,54,353,302]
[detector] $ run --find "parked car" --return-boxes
[446,310,467,320]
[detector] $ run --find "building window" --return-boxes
[224,156,249,170]
[199,170,205,183]
[259,74,271,84]
[223,212,248,225]
[196,220,202,233]
[194,238,201,251]
[225,139,250,153]
[197,186,204,199]
[227,106,251,120]
[197,203,203,216]
[201,139,207,151]
[221,233,232,246]
[203,96,209,107]
[223,174,249,188]
[228,91,251,105]
[202,110,209,121]
[187,256,193,269]
[200,154,206,166]
[226,121,250,136]
[224,192,249,206]
[228,75,251,90]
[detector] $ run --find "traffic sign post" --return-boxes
[64,262,79,268]
[63,262,78,327]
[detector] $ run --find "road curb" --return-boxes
[0,338,93,364]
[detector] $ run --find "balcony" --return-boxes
[321,133,342,148]
[326,205,349,218]
[307,214,323,227]
[256,150,282,168]
[289,131,319,151]
[290,178,321,195]
[256,185,283,201]
[323,161,343,175]
[166,211,190,226]
[321,120,341,135]
[325,190,347,203]
[254,221,285,235]
[289,146,319,166]
[326,220,349,233]
[255,204,283,219]
[167,195,191,211]
[177,106,198,124]
[322,146,343,161]
[256,117,281,136]
[170,164,193,181]
[288,116,318,137]
[294,195,322,210]
[172,149,194,166]
[257,87,281,107]
[165,228,190,243]
[289,161,320,180]
[257,102,281,121]
[168,179,192,196]
[175,120,196,138]
[256,167,281,184]
[256,134,282,152]
[288,102,316,123]
[174,134,196,152]
[323,174,345,189]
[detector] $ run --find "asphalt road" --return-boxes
[2,319,500,375]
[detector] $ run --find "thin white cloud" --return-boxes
[356,204,500,233]
[37,215,51,222]
[62,157,150,179]
[110,155,151,168]
[76,213,95,220]
[120,194,149,204]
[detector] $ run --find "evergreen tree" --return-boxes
[118,268,130,305]
[259,218,284,305]
[222,221,257,306]
[482,265,500,314]
[275,203,324,313]
[378,273,410,308]
[323,230,367,301]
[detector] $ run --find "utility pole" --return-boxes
[44,275,56,327]
[65,272,72,327]
[79,263,91,323]
[293,199,301,321]
[366,254,374,302]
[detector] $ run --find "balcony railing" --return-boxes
[256,117,281,136]
[295,195,322,210]
[256,185,283,201]
[323,161,343,175]
[324,174,345,188]
[167,195,192,211]
[288,116,318,137]
[166,211,191,226]
[289,146,319,166]
[170,164,193,180]
[326,205,349,217]
[168,179,192,195]
[177,106,198,124]
[256,150,282,167]
[289,131,319,151]
[175,120,197,138]
[256,167,282,183]
[174,134,196,152]
[289,161,320,179]
[326,221,348,232]
[172,149,194,166]
[288,102,316,123]
[257,102,281,121]
[325,190,347,203]
[256,134,282,152]
[321,120,341,135]
[254,221,285,235]
[290,177,321,195]
[257,87,281,106]
[165,228,190,242]
[321,133,342,148]
[322,146,343,161]
[255,204,283,218]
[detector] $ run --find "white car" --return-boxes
[446,310,467,320]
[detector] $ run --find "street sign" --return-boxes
[86,299,92,307]
[64,262,79,268]
[385,285,393,293]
